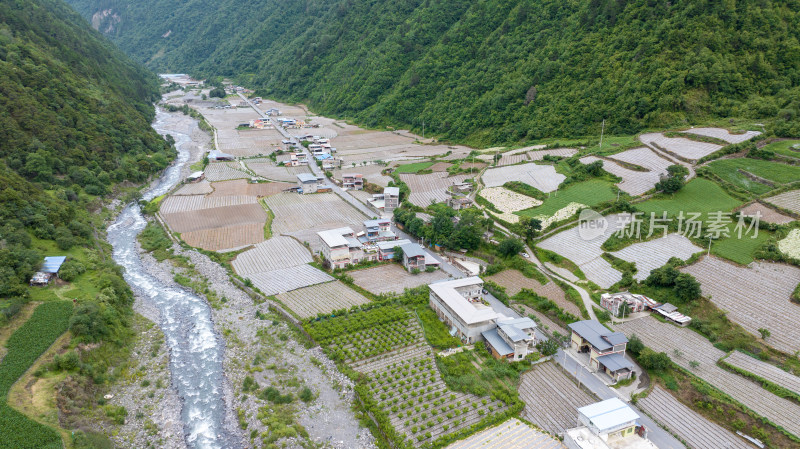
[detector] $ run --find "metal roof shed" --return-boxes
[42,256,67,274]
[578,398,640,434]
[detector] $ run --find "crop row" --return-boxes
[306,305,409,342]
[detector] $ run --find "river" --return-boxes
[106,108,239,449]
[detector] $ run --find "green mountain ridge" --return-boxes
[69,0,800,143]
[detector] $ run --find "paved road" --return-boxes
[555,349,685,449]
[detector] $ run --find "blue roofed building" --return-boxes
[30,256,67,285]
[568,320,634,381]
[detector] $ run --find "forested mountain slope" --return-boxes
[70,0,800,143]
[0,0,169,306]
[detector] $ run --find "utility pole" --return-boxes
[599,118,606,151]
[422,120,425,140]
[707,238,712,256]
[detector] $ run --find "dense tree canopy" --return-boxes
[68,0,800,143]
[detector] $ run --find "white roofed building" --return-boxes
[482,316,538,361]
[428,277,496,344]
[564,398,657,449]
[317,227,372,269]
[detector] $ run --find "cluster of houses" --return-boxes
[600,292,691,326]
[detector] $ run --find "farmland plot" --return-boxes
[460,162,487,170]
[496,153,530,166]
[208,179,293,197]
[528,148,578,160]
[607,147,672,171]
[216,128,284,157]
[681,257,800,354]
[486,270,580,317]
[204,161,251,181]
[610,234,703,281]
[765,190,800,215]
[264,193,366,250]
[639,133,722,162]
[400,173,471,207]
[724,351,800,396]
[173,180,214,195]
[446,418,564,449]
[160,194,259,214]
[737,202,795,224]
[482,163,565,192]
[480,187,542,212]
[778,229,800,259]
[430,162,452,172]
[232,236,314,276]
[537,213,632,288]
[163,204,266,234]
[614,317,800,437]
[276,281,370,318]
[248,264,333,296]
[519,361,596,436]
[580,156,657,196]
[245,159,311,182]
[639,386,751,449]
[680,128,761,144]
[350,264,449,295]
[181,223,264,251]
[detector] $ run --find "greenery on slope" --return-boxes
[70,0,800,143]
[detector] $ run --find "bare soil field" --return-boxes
[614,317,800,437]
[639,386,751,449]
[460,162,487,170]
[537,213,632,288]
[173,180,214,195]
[333,164,393,187]
[446,418,563,449]
[481,163,565,192]
[331,130,470,165]
[204,161,251,181]
[245,158,311,182]
[429,162,452,172]
[479,187,542,212]
[349,264,449,295]
[737,202,795,224]
[264,192,367,250]
[610,234,703,281]
[486,270,580,317]
[519,361,596,436]
[160,194,259,214]
[208,179,293,197]
[528,148,578,160]
[680,127,761,144]
[681,256,800,354]
[580,156,656,196]
[640,133,723,161]
[400,173,471,207]
[163,203,266,234]
[232,236,314,276]
[276,281,370,318]
[181,223,264,251]
[216,128,283,157]
[724,351,800,396]
[764,189,800,215]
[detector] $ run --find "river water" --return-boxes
[106,108,238,449]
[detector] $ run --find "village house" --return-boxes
[451,182,473,194]
[376,239,411,260]
[399,242,440,272]
[363,219,395,242]
[368,186,400,214]
[447,196,473,210]
[317,227,372,269]
[208,149,235,162]
[651,303,692,327]
[428,277,497,344]
[186,171,205,183]
[482,317,538,361]
[296,173,325,194]
[568,320,635,382]
[30,256,67,286]
[564,398,656,449]
[343,174,364,190]
[600,292,657,317]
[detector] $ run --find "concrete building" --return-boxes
[363,219,395,242]
[569,320,634,382]
[367,186,400,214]
[447,196,473,210]
[297,173,325,194]
[600,292,657,317]
[564,398,657,449]
[651,303,692,327]
[376,239,411,261]
[428,277,497,344]
[399,243,440,272]
[317,227,373,269]
[343,174,364,190]
[482,317,538,361]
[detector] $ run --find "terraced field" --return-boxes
[639,386,751,449]
[446,418,563,449]
[400,173,471,207]
[537,213,632,288]
[528,148,577,160]
[482,163,565,192]
[611,234,703,281]
[430,162,452,172]
[350,264,449,295]
[680,128,761,144]
[174,180,214,195]
[276,281,370,318]
[496,153,529,166]
[737,202,795,224]
[761,139,800,159]
[516,179,616,219]
[181,223,264,251]
[765,190,800,215]
[635,178,741,216]
[486,270,580,317]
[580,156,656,196]
[160,195,259,214]
[208,179,293,197]
[608,147,674,171]
[706,158,800,194]
[163,204,266,234]
[232,236,314,276]
[204,161,252,181]
[724,351,800,396]
[681,257,800,355]
[248,264,334,296]
[519,361,596,436]
[614,317,800,437]
[480,187,541,212]
[640,133,723,162]
[264,192,366,250]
